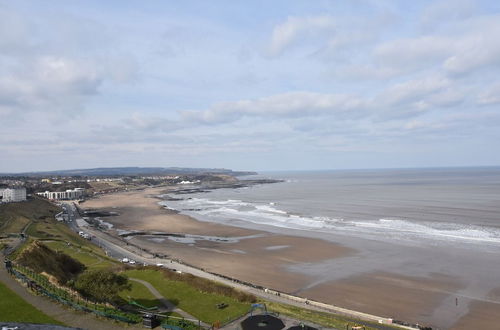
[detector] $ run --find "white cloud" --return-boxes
[181,91,365,124]
[420,0,477,29]
[374,36,452,70]
[378,75,450,107]
[0,56,102,117]
[477,83,500,105]
[443,27,500,74]
[268,15,336,56]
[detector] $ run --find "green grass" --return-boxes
[0,280,64,325]
[122,269,251,324]
[44,240,118,270]
[119,280,161,309]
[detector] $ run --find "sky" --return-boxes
[1,0,500,172]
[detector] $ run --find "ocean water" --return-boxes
[163,167,500,249]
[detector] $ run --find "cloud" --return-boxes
[374,36,452,71]
[477,83,500,105]
[123,113,181,132]
[0,6,33,54]
[420,0,477,29]
[180,91,366,124]
[268,15,336,56]
[377,75,450,107]
[443,20,500,74]
[0,56,102,117]
[373,11,500,76]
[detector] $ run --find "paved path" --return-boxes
[0,264,142,330]
[129,277,209,327]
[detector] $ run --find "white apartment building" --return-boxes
[0,187,27,203]
[37,188,85,200]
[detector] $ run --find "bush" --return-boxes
[74,269,131,304]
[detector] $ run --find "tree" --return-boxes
[74,269,131,303]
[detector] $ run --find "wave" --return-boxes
[167,197,500,245]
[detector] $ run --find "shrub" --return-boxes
[74,269,131,304]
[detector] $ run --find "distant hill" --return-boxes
[0,167,257,177]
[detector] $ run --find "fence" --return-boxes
[8,263,141,324]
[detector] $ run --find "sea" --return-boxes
[165,167,500,250]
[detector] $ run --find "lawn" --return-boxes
[0,281,64,325]
[122,269,251,324]
[119,280,161,309]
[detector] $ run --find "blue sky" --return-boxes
[1,0,500,172]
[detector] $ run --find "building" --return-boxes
[37,188,85,200]
[0,187,27,203]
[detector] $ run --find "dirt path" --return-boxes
[0,263,142,330]
[129,278,209,327]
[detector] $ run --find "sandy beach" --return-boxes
[82,187,500,329]
[82,187,355,292]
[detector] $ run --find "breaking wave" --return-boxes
[165,197,500,245]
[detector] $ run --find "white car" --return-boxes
[128,260,136,265]
[121,258,129,263]
[156,263,164,267]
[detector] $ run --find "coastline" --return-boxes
[81,186,356,293]
[81,185,500,329]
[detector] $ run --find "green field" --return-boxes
[0,281,64,325]
[123,269,251,324]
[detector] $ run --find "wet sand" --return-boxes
[451,287,500,330]
[131,234,353,292]
[300,272,464,325]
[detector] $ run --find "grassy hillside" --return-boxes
[0,197,60,234]
[45,240,119,270]
[0,281,64,325]
[16,240,85,284]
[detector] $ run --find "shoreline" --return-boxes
[82,186,356,293]
[81,186,500,329]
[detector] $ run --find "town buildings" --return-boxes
[36,188,85,200]
[0,187,27,203]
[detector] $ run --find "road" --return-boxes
[62,202,416,330]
